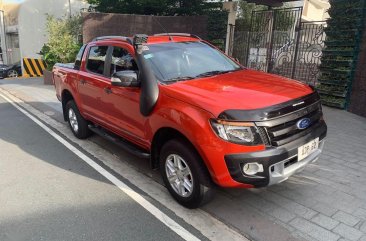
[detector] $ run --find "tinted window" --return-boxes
[74,44,86,70]
[87,46,108,75]
[110,47,137,75]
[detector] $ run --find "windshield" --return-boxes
[142,41,242,83]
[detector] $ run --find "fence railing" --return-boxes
[232,7,326,86]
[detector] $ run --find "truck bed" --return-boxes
[54,63,75,69]
[53,63,79,102]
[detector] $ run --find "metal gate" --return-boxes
[237,7,326,86]
[291,21,326,86]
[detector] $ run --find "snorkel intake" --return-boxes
[133,34,159,116]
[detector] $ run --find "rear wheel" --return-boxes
[159,139,214,209]
[65,100,92,139]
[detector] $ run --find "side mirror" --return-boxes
[111,70,140,87]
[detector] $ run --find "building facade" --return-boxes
[0,0,88,67]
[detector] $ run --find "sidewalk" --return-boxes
[1,77,366,241]
[0,78,63,122]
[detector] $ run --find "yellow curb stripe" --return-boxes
[23,58,35,76]
[30,58,42,76]
[38,59,46,70]
[22,58,46,77]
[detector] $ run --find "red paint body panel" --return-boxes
[163,69,313,117]
[53,36,313,188]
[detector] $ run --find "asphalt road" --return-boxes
[0,95,196,241]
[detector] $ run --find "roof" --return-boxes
[145,36,201,44]
[91,34,202,45]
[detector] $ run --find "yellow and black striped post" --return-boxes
[22,58,46,77]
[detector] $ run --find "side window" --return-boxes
[110,47,138,75]
[86,46,108,75]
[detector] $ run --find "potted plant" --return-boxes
[40,44,58,85]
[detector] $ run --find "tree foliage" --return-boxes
[40,15,82,70]
[87,0,223,16]
[87,0,227,47]
[236,1,292,31]
[236,1,267,31]
[207,9,228,49]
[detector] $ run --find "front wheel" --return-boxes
[159,139,214,209]
[65,100,92,139]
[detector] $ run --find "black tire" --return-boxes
[159,139,215,209]
[65,100,92,139]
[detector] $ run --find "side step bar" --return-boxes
[88,125,150,159]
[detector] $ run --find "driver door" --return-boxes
[101,44,147,147]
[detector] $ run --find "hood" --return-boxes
[161,69,313,118]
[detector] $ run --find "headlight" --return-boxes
[210,119,263,145]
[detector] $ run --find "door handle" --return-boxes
[80,79,87,85]
[104,87,112,94]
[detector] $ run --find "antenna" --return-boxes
[153,17,173,41]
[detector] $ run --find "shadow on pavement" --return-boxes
[0,201,183,241]
[0,99,112,185]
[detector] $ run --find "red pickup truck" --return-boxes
[53,34,327,208]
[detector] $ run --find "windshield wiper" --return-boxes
[164,76,195,83]
[195,70,236,78]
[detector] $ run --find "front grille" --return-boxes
[256,101,323,147]
[257,126,270,146]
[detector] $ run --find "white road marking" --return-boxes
[0,91,200,241]
[0,88,250,241]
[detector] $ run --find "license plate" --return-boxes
[298,138,319,161]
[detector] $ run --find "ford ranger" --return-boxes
[53,34,327,208]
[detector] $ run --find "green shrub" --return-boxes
[40,15,82,71]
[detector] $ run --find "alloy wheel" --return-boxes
[68,108,79,133]
[7,70,18,78]
[165,154,194,197]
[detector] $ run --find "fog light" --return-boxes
[243,163,264,175]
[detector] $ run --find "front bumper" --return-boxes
[224,122,327,187]
[268,140,324,185]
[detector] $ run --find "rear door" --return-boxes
[78,44,111,124]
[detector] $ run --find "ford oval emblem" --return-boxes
[297,118,311,130]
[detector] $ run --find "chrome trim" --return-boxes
[256,101,321,127]
[268,140,325,185]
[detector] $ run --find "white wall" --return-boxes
[18,0,88,60]
[303,0,330,21]
[295,0,330,21]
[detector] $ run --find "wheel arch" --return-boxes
[150,127,210,179]
[61,89,74,121]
